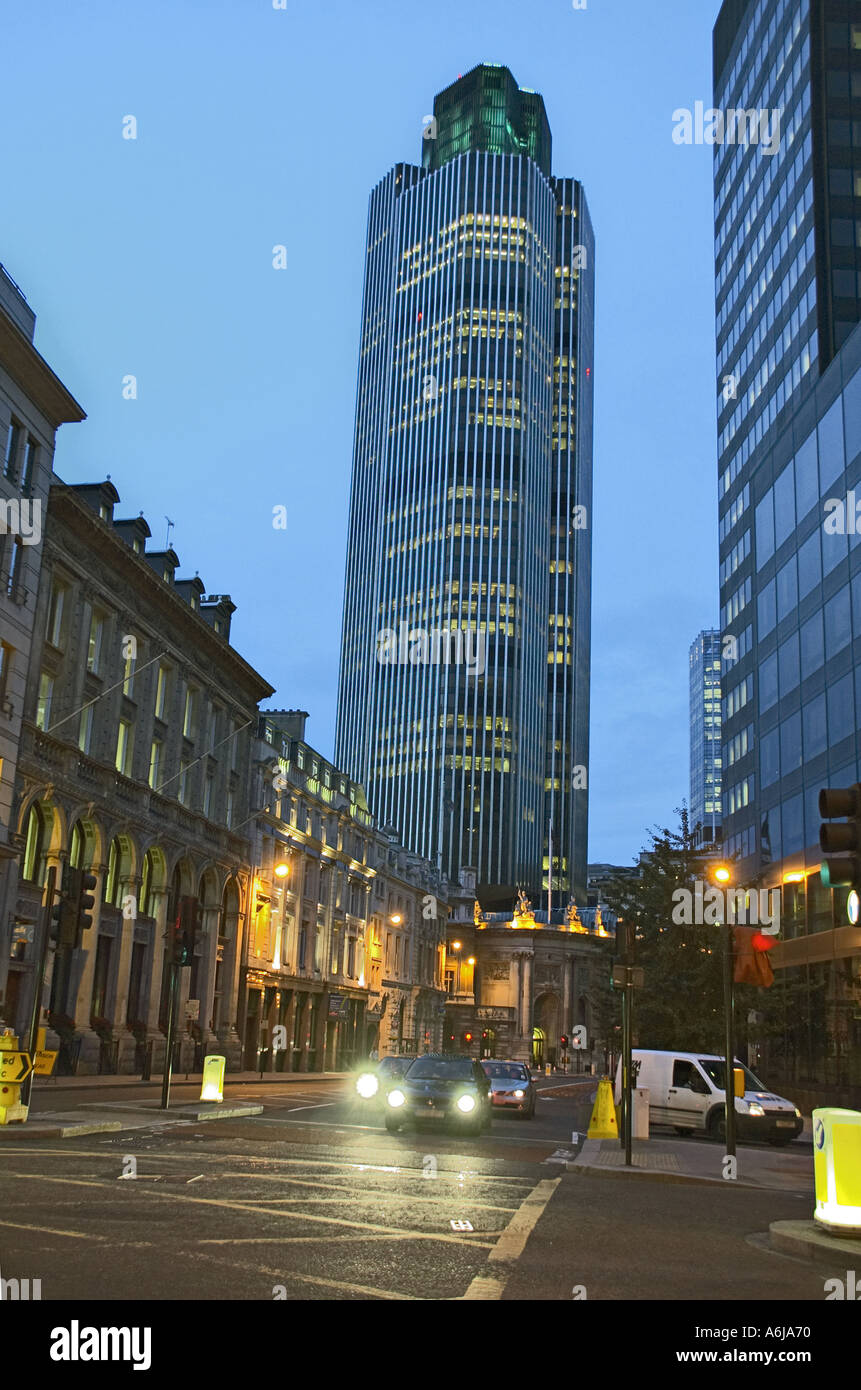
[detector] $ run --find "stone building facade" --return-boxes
[243,711,449,1072]
[6,478,273,1072]
[443,870,615,1070]
[0,265,84,1023]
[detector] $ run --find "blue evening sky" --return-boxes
[1,0,721,867]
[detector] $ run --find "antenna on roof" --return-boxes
[165,516,175,549]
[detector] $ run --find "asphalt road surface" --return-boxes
[0,1075,830,1302]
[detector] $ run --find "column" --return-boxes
[563,956,573,1034]
[144,888,169,1075]
[72,860,108,1073]
[112,874,140,1073]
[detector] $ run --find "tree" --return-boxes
[602,808,726,1051]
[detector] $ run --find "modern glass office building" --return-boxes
[336,65,595,902]
[689,629,723,846]
[714,0,861,1098]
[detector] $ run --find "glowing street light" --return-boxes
[274,863,289,879]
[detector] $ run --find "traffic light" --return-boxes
[50,866,77,948]
[462,1030,473,1049]
[170,895,202,966]
[819,785,861,890]
[75,868,97,939]
[560,1034,569,1050]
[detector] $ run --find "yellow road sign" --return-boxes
[34,1051,57,1077]
[0,1052,33,1084]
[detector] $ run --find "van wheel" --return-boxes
[385,1116,401,1133]
[708,1108,726,1142]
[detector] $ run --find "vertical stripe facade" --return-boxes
[337,149,594,898]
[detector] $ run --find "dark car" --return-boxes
[481,1060,536,1118]
[383,1054,492,1136]
[353,1056,413,1109]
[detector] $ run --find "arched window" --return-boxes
[22,803,45,883]
[104,839,119,904]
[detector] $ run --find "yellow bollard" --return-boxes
[200,1055,226,1103]
[0,1031,29,1124]
[813,1108,861,1236]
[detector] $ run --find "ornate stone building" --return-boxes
[244,711,449,1071]
[0,265,84,1025]
[443,869,615,1069]
[6,478,273,1072]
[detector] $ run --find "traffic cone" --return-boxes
[587,1077,618,1139]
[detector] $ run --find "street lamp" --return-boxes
[450,940,462,951]
[711,861,736,1160]
[390,913,402,925]
[274,863,289,879]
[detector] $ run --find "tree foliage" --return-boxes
[602,808,727,1052]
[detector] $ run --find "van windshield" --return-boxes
[698,1059,767,1092]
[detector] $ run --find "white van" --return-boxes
[614,1050,803,1145]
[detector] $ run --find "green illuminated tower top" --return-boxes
[422,64,552,175]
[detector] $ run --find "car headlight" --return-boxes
[747,1102,765,1116]
[457,1094,476,1113]
[794,1107,802,1119]
[356,1073,379,1099]
[513,1089,524,1099]
[387,1089,405,1108]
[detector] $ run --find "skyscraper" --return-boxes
[689,629,723,846]
[336,65,595,902]
[714,0,861,1089]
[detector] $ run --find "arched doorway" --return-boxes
[532,1026,546,1067]
[534,993,561,1067]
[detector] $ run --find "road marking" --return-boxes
[0,1218,109,1242]
[281,1103,336,1114]
[216,1172,520,1211]
[3,1171,499,1248]
[0,1147,536,1183]
[202,1252,422,1301]
[462,1177,560,1301]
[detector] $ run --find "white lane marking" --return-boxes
[215,1173,520,1211]
[462,1177,560,1301]
[3,1171,498,1248]
[0,1218,109,1242]
[199,1251,422,1300]
[0,1147,535,1186]
[281,1103,336,1114]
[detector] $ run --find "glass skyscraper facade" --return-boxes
[714,0,861,1097]
[689,629,723,846]
[336,65,594,901]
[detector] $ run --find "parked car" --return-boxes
[480,1060,536,1118]
[353,1056,413,1109]
[383,1054,493,1136]
[614,1049,803,1145]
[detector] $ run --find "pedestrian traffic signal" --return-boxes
[819,785,861,890]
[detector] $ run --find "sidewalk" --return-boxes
[29,1069,349,1091]
[0,1070,349,1139]
[570,1134,814,1192]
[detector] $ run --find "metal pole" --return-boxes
[724,924,737,1159]
[621,976,633,1165]
[161,961,177,1110]
[21,866,57,1108]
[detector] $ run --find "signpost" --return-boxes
[611,932,643,1168]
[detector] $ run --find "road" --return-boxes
[0,1074,833,1302]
